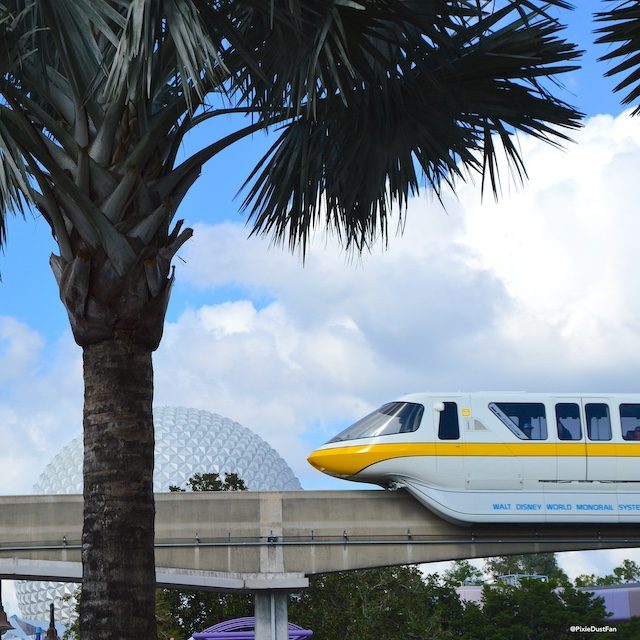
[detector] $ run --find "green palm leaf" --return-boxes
[240,1,582,252]
[596,0,640,114]
[0,0,582,257]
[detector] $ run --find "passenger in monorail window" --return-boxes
[488,402,547,440]
[585,403,611,441]
[556,403,581,440]
[621,404,640,440]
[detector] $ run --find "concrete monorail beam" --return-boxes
[0,491,636,581]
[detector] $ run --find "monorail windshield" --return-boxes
[328,402,424,443]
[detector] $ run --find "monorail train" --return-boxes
[307,393,640,523]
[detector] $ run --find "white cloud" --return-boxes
[456,111,640,377]
[0,319,82,495]
[155,300,391,482]
[156,191,505,483]
[0,321,83,617]
[0,317,43,384]
[177,109,640,395]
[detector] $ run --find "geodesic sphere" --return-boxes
[16,406,302,624]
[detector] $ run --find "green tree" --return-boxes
[0,1,583,637]
[484,553,569,584]
[614,616,640,640]
[468,578,610,640]
[575,559,640,587]
[169,472,247,493]
[574,574,600,588]
[156,589,252,640]
[606,559,640,583]
[288,567,465,640]
[444,560,485,586]
[288,569,614,640]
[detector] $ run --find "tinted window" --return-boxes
[585,403,611,441]
[438,402,459,440]
[328,402,424,443]
[556,403,582,441]
[489,402,547,440]
[620,404,640,441]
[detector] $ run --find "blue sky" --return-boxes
[2,2,640,605]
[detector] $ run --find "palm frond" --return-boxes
[595,0,640,114]
[103,0,225,110]
[0,0,581,260]
[219,1,574,113]
[0,118,33,245]
[35,1,110,127]
[240,1,582,253]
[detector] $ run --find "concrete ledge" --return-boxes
[0,558,308,592]
[242,573,309,591]
[0,557,239,590]
[157,567,308,591]
[156,567,245,590]
[0,557,81,582]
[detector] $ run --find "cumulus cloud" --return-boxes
[0,319,82,495]
[155,111,640,482]
[457,111,640,381]
[156,196,507,481]
[0,317,43,384]
[175,109,640,401]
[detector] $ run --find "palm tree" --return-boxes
[0,1,581,638]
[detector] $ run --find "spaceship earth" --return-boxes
[17,406,302,624]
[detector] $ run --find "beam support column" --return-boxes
[254,591,288,640]
[255,493,289,640]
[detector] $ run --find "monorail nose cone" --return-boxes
[307,448,361,478]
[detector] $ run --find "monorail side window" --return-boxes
[438,402,460,440]
[327,402,424,443]
[555,403,582,440]
[488,402,547,440]
[620,404,640,441]
[585,403,611,441]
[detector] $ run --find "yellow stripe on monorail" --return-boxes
[307,441,640,478]
[452,442,640,456]
[307,443,437,476]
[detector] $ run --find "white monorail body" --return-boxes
[307,393,640,523]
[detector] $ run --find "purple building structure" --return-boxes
[192,617,312,640]
[580,583,640,621]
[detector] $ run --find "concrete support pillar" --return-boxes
[254,591,289,640]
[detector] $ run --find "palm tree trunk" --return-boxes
[80,331,156,640]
